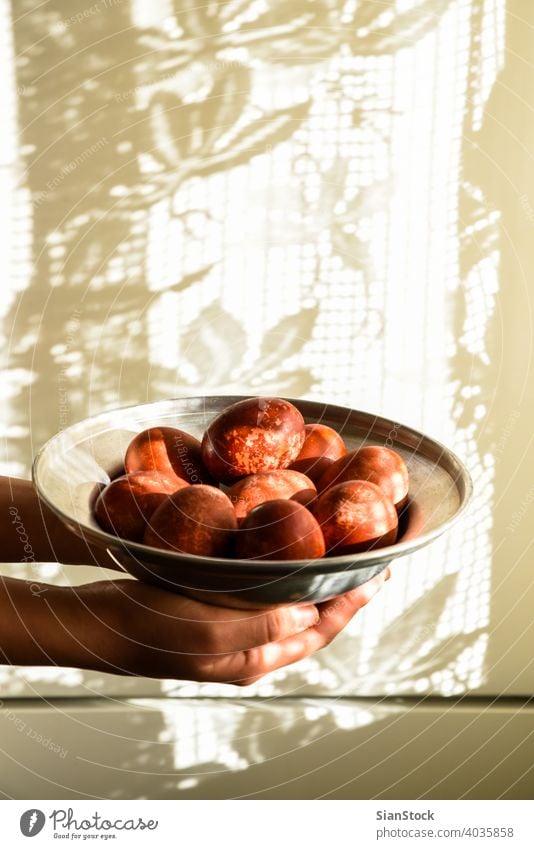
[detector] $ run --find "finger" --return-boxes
[112,580,320,654]
[211,568,390,685]
[195,602,321,654]
[314,566,391,633]
[202,565,390,645]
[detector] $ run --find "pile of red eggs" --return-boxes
[94,397,409,561]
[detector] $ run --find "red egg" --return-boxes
[235,499,326,561]
[290,488,318,509]
[201,397,306,484]
[226,469,316,521]
[125,426,213,486]
[290,423,346,484]
[144,485,237,557]
[317,445,409,510]
[94,471,183,542]
[290,455,335,486]
[312,480,398,555]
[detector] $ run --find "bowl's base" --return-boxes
[111,547,392,609]
[174,563,392,609]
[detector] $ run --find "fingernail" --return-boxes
[291,605,319,630]
[384,567,392,581]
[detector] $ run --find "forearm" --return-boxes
[0,476,120,568]
[0,576,125,673]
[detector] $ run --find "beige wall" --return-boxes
[0,0,532,704]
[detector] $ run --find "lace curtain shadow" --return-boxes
[0,0,502,699]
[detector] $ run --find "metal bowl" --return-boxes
[32,396,472,608]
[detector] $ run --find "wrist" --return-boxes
[59,581,134,675]
[0,578,79,667]
[71,581,145,676]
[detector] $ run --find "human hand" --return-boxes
[0,568,389,682]
[75,568,391,683]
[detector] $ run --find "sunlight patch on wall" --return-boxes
[139,0,503,697]
[0,0,505,700]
